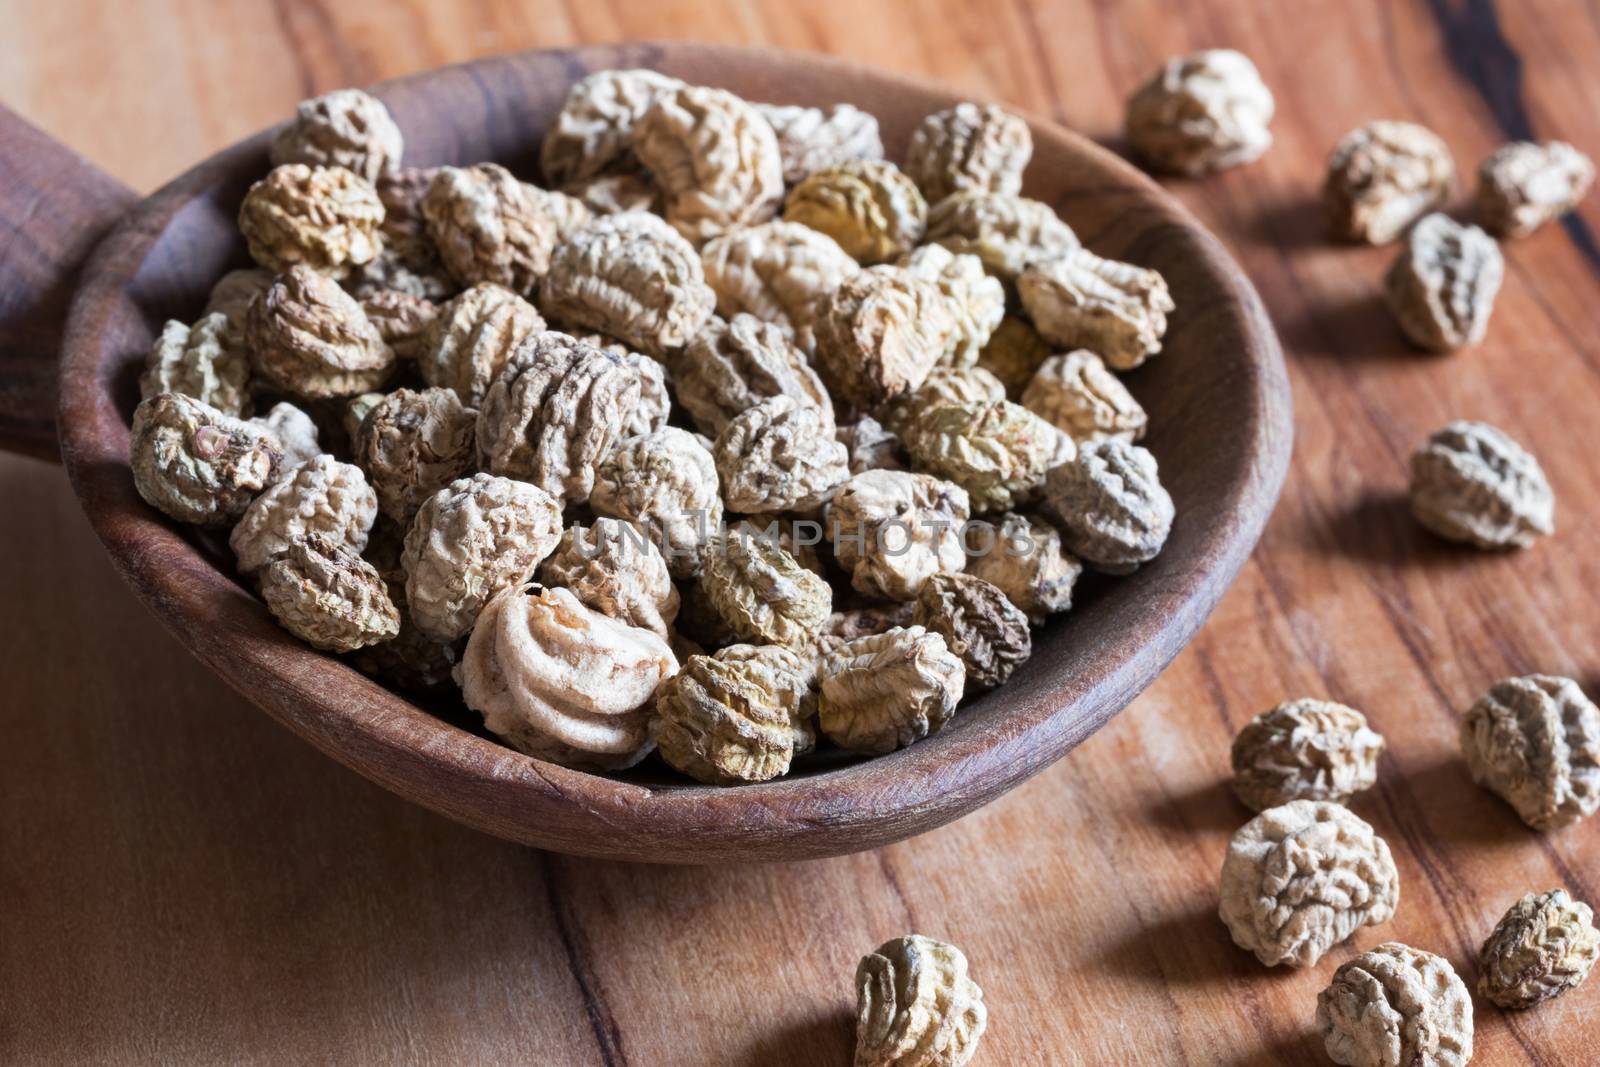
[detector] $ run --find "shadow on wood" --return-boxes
[737,1009,854,1067]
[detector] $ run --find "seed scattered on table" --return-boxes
[1408,420,1553,549]
[1125,49,1274,176]
[1230,698,1386,812]
[1317,942,1472,1067]
[1324,120,1454,245]
[1460,674,1600,831]
[1218,799,1399,968]
[854,935,987,1067]
[1477,889,1599,1009]
[1384,212,1504,351]
[1477,140,1595,239]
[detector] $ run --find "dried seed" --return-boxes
[1317,943,1472,1067]
[1478,889,1599,1009]
[1408,420,1552,549]
[457,583,676,771]
[1230,699,1386,812]
[1219,800,1399,968]
[1018,249,1174,371]
[904,103,1031,203]
[130,392,283,527]
[1324,121,1454,245]
[785,158,927,265]
[1461,674,1600,831]
[239,164,384,279]
[1125,50,1274,175]
[1477,140,1595,238]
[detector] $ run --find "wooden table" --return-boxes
[2,2,1597,1063]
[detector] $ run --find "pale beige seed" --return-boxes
[904,102,1032,203]
[139,313,250,417]
[899,244,1005,368]
[1018,248,1174,371]
[260,534,400,653]
[536,518,679,638]
[1478,140,1595,238]
[812,265,957,416]
[902,399,1059,515]
[1408,420,1552,549]
[699,221,860,355]
[245,265,395,399]
[474,332,641,506]
[819,626,965,755]
[401,473,563,643]
[1324,120,1455,245]
[270,88,403,183]
[1384,212,1504,351]
[420,163,557,294]
[1460,674,1600,831]
[229,454,376,576]
[1317,943,1471,1067]
[965,511,1081,624]
[416,282,545,406]
[669,312,832,438]
[591,427,723,579]
[827,470,971,602]
[925,190,1079,285]
[756,102,884,184]
[1022,349,1148,443]
[701,533,833,649]
[855,935,987,1067]
[130,392,283,528]
[352,387,477,525]
[238,164,384,279]
[1219,800,1399,969]
[540,68,686,187]
[249,401,319,475]
[631,84,784,244]
[1044,438,1173,573]
[713,396,850,514]
[204,268,274,340]
[882,366,1008,439]
[651,645,816,785]
[527,184,594,244]
[458,584,676,771]
[1125,49,1274,175]
[540,212,716,358]
[1230,699,1386,813]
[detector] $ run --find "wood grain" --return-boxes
[0,1,1597,1064]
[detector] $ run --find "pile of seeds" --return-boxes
[129,73,1179,792]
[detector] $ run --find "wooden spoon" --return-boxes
[0,42,1291,862]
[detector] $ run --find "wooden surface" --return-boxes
[1,1,1597,1063]
[42,44,1289,864]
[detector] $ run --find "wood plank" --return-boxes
[0,1,1597,1062]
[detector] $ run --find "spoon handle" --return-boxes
[0,105,135,463]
